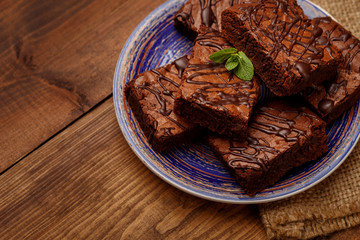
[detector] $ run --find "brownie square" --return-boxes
[208,99,328,195]
[174,0,245,40]
[125,56,202,152]
[174,57,260,139]
[221,0,343,96]
[302,17,360,124]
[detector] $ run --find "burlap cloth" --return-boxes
[259,1,360,239]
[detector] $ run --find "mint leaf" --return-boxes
[209,49,254,81]
[209,48,237,63]
[233,51,254,81]
[225,55,239,70]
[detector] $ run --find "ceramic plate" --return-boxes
[113,0,360,203]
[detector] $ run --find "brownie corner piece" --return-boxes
[207,99,328,195]
[221,0,342,96]
[174,0,242,40]
[301,17,360,124]
[125,56,201,152]
[175,58,261,139]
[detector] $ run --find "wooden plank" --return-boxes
[0,98,267,239]
[0,0,166,172]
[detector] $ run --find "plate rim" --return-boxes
[113,0,360,204]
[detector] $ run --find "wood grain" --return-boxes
[0,0,166,172]
[0,98,267,239]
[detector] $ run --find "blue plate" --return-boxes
[113,0,360,203]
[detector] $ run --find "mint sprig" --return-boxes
[209,48,254,81]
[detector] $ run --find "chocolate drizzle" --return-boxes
[174,55,189,79]
[304,17,360,116]
[200,0,217,28]
[315,17,360,74]
[196,28,231,51]
[250,106,307,142]
[175,4,194,30]
[225,104,319,171]
[175,0,245,33]
[137,57,190,134]
[317,79,348,114]
[235,0,335,80]
[184,61,257,112]
[228,137,279,171]
[327,80,347,97]
[150,69,179,100]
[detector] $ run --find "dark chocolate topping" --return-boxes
[224,104,319,171]
[200,0,217,28]
[327,80,347,97]
[185,61,257,112]
[174,56,189,79]
[136,58,189,134]
[315,17,360,74]
[151,69,179,99]
[196,28,232,50]
[316,79,348,115]
[138,82,172,116]
[250,106,308,142]
[228,137,279,171]
[175,0,244,33]
[318,99,334,114]
[304,17,360,112]
[234,0,335,79]
[175,4,194,30]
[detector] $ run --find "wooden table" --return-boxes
[0,0,359,239]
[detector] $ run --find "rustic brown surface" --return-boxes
[0,0,166,172]
[1,0,359,239]
[0,99,266,239]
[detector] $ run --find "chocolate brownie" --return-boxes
[192,26,276,102]
[191,26,232,61]
[221,0,343,96]
[174,0,246,40]
[208,99,328,195]
[174,57,260,139]
[125,56,202,152]
[301,17,360,124]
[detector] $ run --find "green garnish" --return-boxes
[209,48,254,81]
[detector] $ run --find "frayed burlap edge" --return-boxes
[260,200,360,240]
[259,144,360,240]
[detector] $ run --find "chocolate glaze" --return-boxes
[326,80,347,97]
[208,100,328,195]
[185,61,256,112]
[250,107,307,142]
[234,0,335,80]
[175,0,244,34]
[303,17,360,117]
[315,17,360,73]
[175,4,194,30]
[174,55,189,79]
[318,99,334,115]
[228,137,280,171]
[138,83,172,116]
[150,69,178,99]
[135,57,190,135]
[200,0,217,28]
[224,104,320,171]
[196,28,232,51]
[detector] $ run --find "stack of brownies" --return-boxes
[125,0,360,195]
